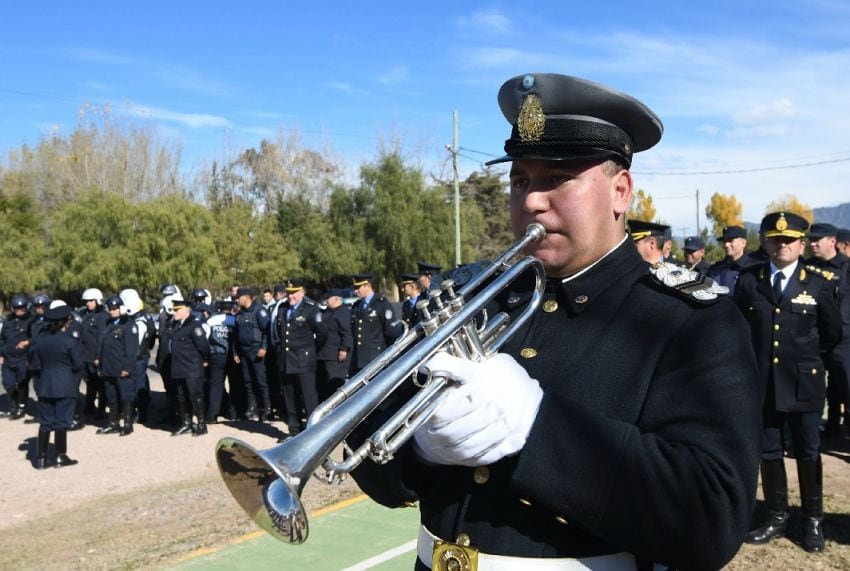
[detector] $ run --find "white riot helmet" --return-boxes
[119,288,144,316]
[49,300,68,309]
[81,288,104,305]
[161,294,177,316]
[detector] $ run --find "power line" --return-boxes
[633,156,850,175]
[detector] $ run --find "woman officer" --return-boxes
[29,300,83,469]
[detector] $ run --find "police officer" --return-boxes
[315,288,352,402]
[350,73,760,570]
[683,236,709,274]
[417,262,442,301]
[78,288,108,420]
[628,220,668,264]
[804,223,850,438]
[157,284,181,424]
[275,279,321,436]
[736,212,841,553]
[837,228,850,257]
[206,300,236,423]
[400,273,423,328]
[1,295,33,419]
[708,225,757,292]
[168,297,211,436]
[120,288,156,425]
[266,283,288,420]
[233,287,271,420]
[96,296,139,435]
[25,293,51,422]
[29,301,83,469]
[349,273,403,375]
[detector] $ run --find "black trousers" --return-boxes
[103,376,134,407]
[240,354,270,410]
[762,407,821,462]
[37,397,76,430]
[206,354,228,419]
[281,371,318,430]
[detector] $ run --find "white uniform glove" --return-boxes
[413,352,543,467]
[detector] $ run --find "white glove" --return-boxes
[413,352,543,466]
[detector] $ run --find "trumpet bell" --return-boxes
[216,437,308,544]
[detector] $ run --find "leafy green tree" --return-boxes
[0,187,48,301]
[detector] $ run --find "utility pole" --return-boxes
[452,111,461,267]
[695,189,700,235]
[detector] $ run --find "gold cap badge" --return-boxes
[517,94,545,142]
[776,214,788,232]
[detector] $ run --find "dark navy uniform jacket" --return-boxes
[78,308,107,363]
[316,304,353,376]
[207,313,235,357]
[0,313,32,366]
[401,295,421,328]
[30,329,83,398]
[708,252,761,292]
[351,239,761,570]
[276,298,320,374]
[735,260,842,412]
[805,252,850,332]
[98,317,139,378]
[170,315,211,379]
[350,294,402,371]
[235,302,269,357]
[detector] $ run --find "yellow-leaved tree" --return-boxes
[628,188,656,222]
[705,192,744,237]
[764,194,814,224]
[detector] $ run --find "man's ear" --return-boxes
[612,169,633,216]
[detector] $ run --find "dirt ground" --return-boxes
[2,370,850,569]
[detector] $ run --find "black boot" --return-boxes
[54,429,78,467]
[171,399,193,436]
[96,406,121,434]
[244,392,258,421]
[798,459,825,553]
[9,387,24,420]
[120,401,134,436]
[35,429,51,469]
[746,459,789,544]
[192,396,207,436]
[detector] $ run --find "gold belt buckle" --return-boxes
[432,534,479,571]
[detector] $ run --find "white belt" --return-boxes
[417,525,641,570]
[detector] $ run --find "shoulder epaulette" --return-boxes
[805,265,837,281]
[304,298,316,306]
[649,262,730,304]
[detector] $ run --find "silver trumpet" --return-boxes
[215,222,546,544]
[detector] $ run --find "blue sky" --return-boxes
[3,1,850,237]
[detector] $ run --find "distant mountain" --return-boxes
[742,202,850,232]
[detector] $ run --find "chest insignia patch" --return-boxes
[791,293,817,306]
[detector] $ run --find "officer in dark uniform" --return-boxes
[29,301,83,469]
[157,285,181,425]
[400,273,423,328]
[350,73,760,570]
[25,293,51,422]
[275,279,321,436]
[735,212,842,553]
[804,223,850,438]
[0,295,32,419]
[78,288,107,420]
[169,297,211,436]
[315,288,353,402]
[120,288,156,425]
[837,228,850,258]
[266,283,287,419]
[349,273,403,375]
[417,262,442,300]
[96,296,139,435]
[206,300,236,423]
[233,287,271,420]
[708,225,756,292]
[683,236,710,274]
[628,220,668,264]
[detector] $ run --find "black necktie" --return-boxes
[773,271,785,302]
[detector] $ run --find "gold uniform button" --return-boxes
[773,357,780,364]
[543,300,558,312]
[473,467,490,484]
[775,308,781,314]
[455,533,471,546]
[520,348,538,359]
[554,515,569,526]
[812,368,818,375]
[773,341,779,347]
[774,324,780,331]
[519,497,532,507]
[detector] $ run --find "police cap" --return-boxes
[400,273,419,285]
[104,295,123,309]
[718,226,747,241]
[486,73,663,167]
[808,223,837,239]
[837,228,850,243]
[322,288,345,300]
[628,220,669,242]
[235,287,254,299]
[417,262,441,276]
[273,283,286,294]
[761,212,808,239]
[352,273,373,287]
[171,296,191,309]
[46,303,72,322]
[683,236,706,252]
[285,279,305,294]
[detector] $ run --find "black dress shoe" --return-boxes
[55,454,79,468]
[802,517,825,552]
[35,456,51,470]
[745,512,788,544]
[96,425,120,435]
[69,419,84,431]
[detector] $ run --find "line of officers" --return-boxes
[629,216,850,552]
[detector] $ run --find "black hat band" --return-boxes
[504,117,634,165]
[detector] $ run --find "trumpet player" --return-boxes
[351,73,761,570]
